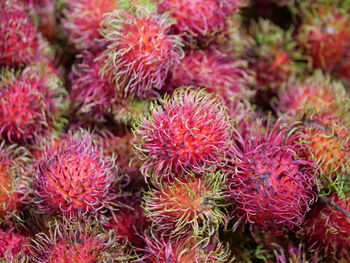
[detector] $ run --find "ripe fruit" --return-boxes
[0,227,30,262]
[133,87,232,181]
[227,119,317,235]
[33,130,118,219]
[99,8,183,98]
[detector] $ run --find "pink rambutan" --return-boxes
[98,8,184,98]
[0,227,30,262]
[32,130,120,219]
[227,119,317,235]
[303,194,350,262]
[133,87,232,181]
[143,172,227,236]
[157,0,244,45]
[0,66,67,144]
[169,47,252,107]
[0,0,39,67]
[296,2,350,70]
[63,0,119,51]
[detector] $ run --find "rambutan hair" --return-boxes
[143,172,227,236]
[98,8,184,98]
[0,227,30,262]
[227,118,317,235]
[133,87,232,182]
[32,130,121,219]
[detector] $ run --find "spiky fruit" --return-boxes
[141,230,233,262]
[0,66,67,144]
[169,47,252,107]
[296,2,350,70]
[143,172,227,236]
[272,243,318,263]
[303,194,350,262]
[0,227,30,262]
[0,0,39,67]
[0,142,29,220]
[70,51,117,122]
[33,130,119,219]
[112,99,150,127]
[98,8,183,98]
[277,71,347,117]
[133,87,232,182]
[157,0,244,45]
[63,0,119,51]
[31,220,133,263]
[227,119,317,235]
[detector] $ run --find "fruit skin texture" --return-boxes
[227,119,317,235]
[133,87,232,182]
[0,227,30,262]
[33,131,118,219]
[99,8,183,98]
[0,0,39,67]
[143,173,227,236]
[296,3,350,70]
[63,0,119,51]
[303,194,350,262]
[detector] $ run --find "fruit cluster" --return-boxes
[0,0,349,262]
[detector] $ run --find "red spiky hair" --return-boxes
[0,227,30,262]
[157,0,244,45]
[133,87,232,182]
[98,8,184,98]
[303,194,350,262]
[141,230,233,262]
[143,172,227,236]
[0,0,39,67]
[63,0,119,51]
[169,47,252,107]
[32,130,120,219]
[227,119,317,235]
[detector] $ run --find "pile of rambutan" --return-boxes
[1,0,350,262]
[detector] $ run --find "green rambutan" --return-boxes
[133,87,232,182]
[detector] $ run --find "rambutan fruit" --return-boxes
[227,119,317,235]
[133,87,232,182]
[143,172,227,236]
[0,227,30,262]
[98,8,184,98]
[112,99,150,127]
[168,47,253,108]
[296,1,350,70]
[0,141,29,220]
[63,0,119,51]
[141,230,233,262]
[0,0,39,67]
[32,130,120,219]
[303,194,350,262]
[157,0,244,46]
[31,219,134,263]
[277,71,347,117]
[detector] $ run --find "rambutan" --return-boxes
[32,130,120,219]
[0,0,39,67]
[63,0,119,51]
[169,47,252,108]
[303,194,350,262]
[98,8,183,98]
[0,227,30,262]
[296,2,350,70]
[112,99,150,127]
[227,119,317,235]
[133,87,232,181]
[141,230,233,262]
[157,0,244,45]
[143,172,227,236]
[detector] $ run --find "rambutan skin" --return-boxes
[0,227,30,262]
[303,194,350,262]
[32,131,119,218]
[227,120,317,235]
[98,8,184,98]
[133,87,232,181]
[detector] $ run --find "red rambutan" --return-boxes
[227,119,317,235]
[98,8,183,98]
[0,227,30,262]
[133,87,232,182]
